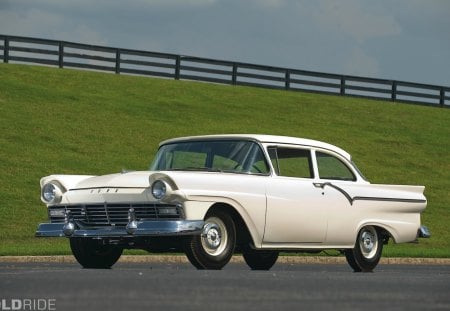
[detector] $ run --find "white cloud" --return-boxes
[251,0,286,8]
[313,0,401,42]
[344,47,379,77]
[0,9,62,37]
[0,5,107,45]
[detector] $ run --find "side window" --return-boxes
[269,147,313,178]
[316,152,355,181]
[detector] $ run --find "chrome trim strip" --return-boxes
[315,182,353,203]
[35,220,204,238]
[352,196,427,204]
[69,186,147,191]
[316,182,426,205]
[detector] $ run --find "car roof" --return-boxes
[159,134,352,160]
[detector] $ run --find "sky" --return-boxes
[1,0,449,87]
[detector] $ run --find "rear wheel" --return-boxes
[70,238,123,269]
[184,210,236,270]
[243,250,279,270]
[344,226,383,272]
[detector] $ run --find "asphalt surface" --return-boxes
[0,262,449,311]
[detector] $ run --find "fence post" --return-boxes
[232,63,237,85]
[58,42,64,68]
[115,49,120,74]
[285,69,290,90]
[175,55,181,80]
[391,81,397,101]
[4,37,9,63]
[440,87,445,107]
[340,76,345,95]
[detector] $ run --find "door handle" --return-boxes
[313,182,326,189]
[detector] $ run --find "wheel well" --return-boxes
[206,203,253,251]
[374,226,392,244]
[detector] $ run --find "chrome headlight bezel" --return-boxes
[41,182,63,204]
[151,180,168,200]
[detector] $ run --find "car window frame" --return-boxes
[313,149,358,182]
[267,145,315,179]
[151,139,272,176]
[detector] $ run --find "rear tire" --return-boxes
[70,238,123,269]
[243,250,279,270]
[184,210,236,270]
[345,226,383,272]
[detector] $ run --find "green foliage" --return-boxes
[1,63,449,257]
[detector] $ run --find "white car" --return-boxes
[36,135,430,271]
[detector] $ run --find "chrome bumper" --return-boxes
[35,220,204,238]
[418,225,431,238]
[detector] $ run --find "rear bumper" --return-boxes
[417,225,431,238]
[35,220,204,238]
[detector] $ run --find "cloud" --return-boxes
[250,0,286,8]
[313,0,401,42]
[0,8,63,38]
[0,4,107,45]
[344,47,379,77]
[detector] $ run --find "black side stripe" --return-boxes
[352,196,427,204]
[318,182,426,205]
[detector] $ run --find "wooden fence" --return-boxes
[1,34,449,108]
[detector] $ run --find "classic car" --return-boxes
[36,134,430,271]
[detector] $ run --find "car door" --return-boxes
[313,150,360,245]
[263,146,328,244]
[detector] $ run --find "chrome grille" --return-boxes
[48,202,183,226]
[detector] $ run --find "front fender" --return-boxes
[184,195,265,248]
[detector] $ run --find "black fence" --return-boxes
[1,34,449,108]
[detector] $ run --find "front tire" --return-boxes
[70,238,123,269]
[345,226,383,272]
[184,210,236,270]
[243,250,279,270]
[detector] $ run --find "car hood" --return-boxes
[72,171,153,189]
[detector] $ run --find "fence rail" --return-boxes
[1,34,449,108]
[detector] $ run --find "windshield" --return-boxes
[150,140,270,175]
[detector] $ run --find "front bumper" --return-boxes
[35,220,204,238]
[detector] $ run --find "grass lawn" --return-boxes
[0,63,449,257]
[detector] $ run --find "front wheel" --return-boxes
[70,238,123,269]
[184,210,236,270]
[243,250,279,270]
[344,226,383,272]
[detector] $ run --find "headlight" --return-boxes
[151,180,167,200]
[41,182,63,204]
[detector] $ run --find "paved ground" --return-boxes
[0,262,449,311]
[1,255,450,265]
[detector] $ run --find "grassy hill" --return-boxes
[0,63,449,257]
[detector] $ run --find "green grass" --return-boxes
[1,63,449,257]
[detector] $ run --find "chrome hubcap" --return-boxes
[201,217,228,256]
[359,226,378,259]
[205,225,221,248]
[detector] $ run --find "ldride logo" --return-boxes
[0,299,56,311]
